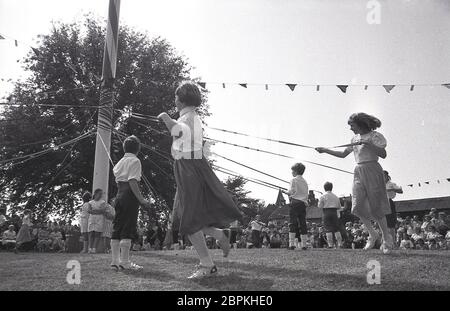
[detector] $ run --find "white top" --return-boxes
[22,215,32,226]
[287,175,308,203]
[113,153,142,182]
[251,220,264,231]
[172,106,203,153]
[318,191,341,209]
[0,214,6,226]
[345,131,387,164]
[386,180,402,199]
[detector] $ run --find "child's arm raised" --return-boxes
[157,112,177,132]
[315,147,352,158]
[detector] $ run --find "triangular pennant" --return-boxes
[337,85,348,93]
[316,85,320,91]
[407,184,413,187]
[239,83,247,88]
[410,85,414,91]
[364,85,368,90]
[222,83,225,88]
[14,40,18,47]
[447,178,450,182]
[442,84,450,89]
[418,183,421,187]
[286,84,297,91]
[265,84,268,90]
[383,85,395,93]
[424,181,430,185]
[198,82,206,89]
[0,34,5,40]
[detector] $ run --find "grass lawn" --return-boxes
[0,248,449,291]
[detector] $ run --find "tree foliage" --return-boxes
[0,16,209,222]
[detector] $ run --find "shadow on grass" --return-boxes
[140,252,450,291]
[121,268,176,282]
[193,272,274,291]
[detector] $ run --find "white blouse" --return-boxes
[113,153,142,182]
[171,106,203,153]
[346,131,387,164]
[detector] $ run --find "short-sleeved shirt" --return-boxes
[251,221,264,231]
[318,191,341,209]
[113,153,142,182]
[172,106,203,153]
[386,181,402,199]
[288,175,308,203]
[345,131,387,164]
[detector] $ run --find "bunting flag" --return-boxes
[239,83,247,88]
[316,85,320,91]
[364,85,368,90]
[337,85,348,93]
[286,84,297,91]
[383,85,395,93]
[222,83,225,88]
[265,84,268,90]
[0,35,5,40]
[442,84,450,89]
[198,82,206,89]
[410,85,415,91]
[403,178,450,188]
[14,40,18,47]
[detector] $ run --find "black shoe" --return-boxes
[111,265,119,272]
[289,246,295,250]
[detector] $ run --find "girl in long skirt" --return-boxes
[15,209,33,252]
[316,113,394,254]
[158,81,243,279]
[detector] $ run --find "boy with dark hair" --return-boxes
[318,182,343,248]
[285,163,309,250]
[111,135,151,271]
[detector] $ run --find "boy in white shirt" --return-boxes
[284,163,309,250]
[318,182,343,248]
[110,135,151,271]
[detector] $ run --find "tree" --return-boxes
[223,176,265,224]
[0,15,209,223]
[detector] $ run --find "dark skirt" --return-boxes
[323,209,340,233]
[112,182,139,240]
[385,199,397,229]
[172,157,242,235]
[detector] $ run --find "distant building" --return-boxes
[395,196,450,217]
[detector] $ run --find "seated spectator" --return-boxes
[411,227,424,243]
[352,229,365,249]
[400,234,414,250]
[421,215,432,234]
[50,228,64,252]
[426,226,442,241]
[269,229,282,249]
[37,225,52,252]
[445,230,450,249]
[411,215,422,231]
[415,238,428,250]
[436,212,449,235]
[428,238,438,250]
[2,225,17,250]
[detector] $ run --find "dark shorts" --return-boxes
[112,182,139,240]
[230,229,239,244]
[323,209,340,233]
[385,199,397,229]
[289,200,307,235]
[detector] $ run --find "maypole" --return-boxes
[92,0,121,200]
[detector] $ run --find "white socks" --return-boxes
[335,232,343,247]
[119,239,132,267]
[289,233,296,248]
[326,232,334,247]
[300,235,308,248]
[111,239,120,266]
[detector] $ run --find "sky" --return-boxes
[1,0,450,205]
